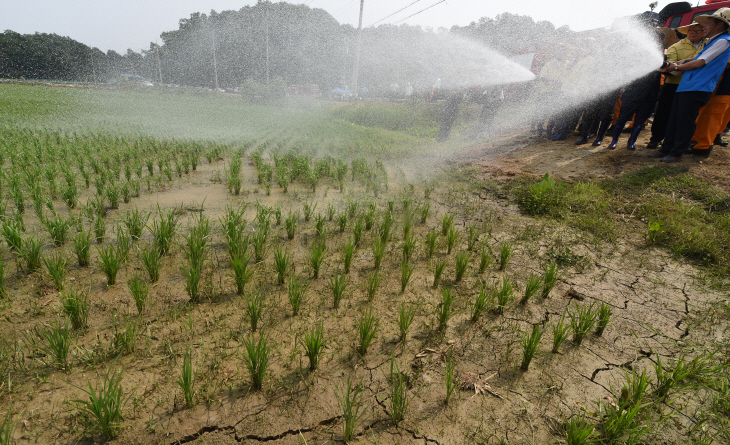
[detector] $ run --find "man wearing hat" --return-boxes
[649,8,730,162]
[646,23,705,149]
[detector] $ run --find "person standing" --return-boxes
[687,59,730,157]
[649,8,730,162]
[647,23,705,149]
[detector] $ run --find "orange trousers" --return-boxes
[693,94,730,150]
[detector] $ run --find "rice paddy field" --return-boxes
[1,82,730,445]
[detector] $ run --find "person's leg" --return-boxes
[608,100,639,148]
[649,83,678,147]
[650,92,683,158]
[626,99,657,150]
[437,93,462,142]
[662,91,713,160]
[691,95,724,151]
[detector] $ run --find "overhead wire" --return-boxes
[332,0,359,17]
[366,0,425,27]
[393,0,446,24]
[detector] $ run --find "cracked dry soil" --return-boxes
[0,155,724,445]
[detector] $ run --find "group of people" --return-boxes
[538,8,730,162]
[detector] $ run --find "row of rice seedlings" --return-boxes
[182,214,211,303]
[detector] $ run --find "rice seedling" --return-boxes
[72,360,127,439]
[388,357,415,424]
[45,215,71,246]
[105,182,120,209]
[121,208,150,241]
[551,311,571,353]
[597,394,648,444]
[251,225,270,263]
[494,277,514,315]
[93,214,106,243]
[242,331,271,390]
[309,239,326,279]
[398,302,416,341]
[0,410,17,445]
[445,353,458,404]
[112,316,139,354]
[570,302,597,346]
[427,256,447,290]
[20,236,43,273]
[520,273,543,305]
[314,213,326,237]
[127,275,149,315]
[285,211,298,240]
[303,202,316,222]
[150,206,180,256]
[436,287,456,333]
[0,260,5,300]
[498,240,513,271]
[36,319,72,370]
[624,368,650,408]
[356,306,378,355]
[446,226,460,255]
[353,216,364,247]
[337,213,348,232]
[364,205,375,230]
[329,268,349,309]
[73,229,91,267]
[471,283,494,322]
[441,213,455,236]
[177,345,195,408]
[343,239,354,274]
[115,227,132,263]
[378,211,394,243]
[366,270,380,301]
[454,251,471,282]
[2,220,22,252]
[337,376,366,442]
[277,272,305,315]
[595,302,612,336]
[425,228,438,259]
[272,245,289,285]
[400,259,415,293]
[62,289,88,330]
[327,203,335,221]
[466,223,480,251]
[476,246,492,274]
[301,322,326,371]
[244,290,265,332]
[43,252,67,291]
[231,251,255,295]
[520,324,543,371]
[372,236,386,270]
[402,230,416,262]
[402,210,414,240]
[541,262,560,299]
[652,353,718,402]
[564,413,596,445]
[98,244,122,286]
[420,201,431,224]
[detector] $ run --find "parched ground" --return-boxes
[1,138,727,445]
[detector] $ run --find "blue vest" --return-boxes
[678,33,730,93]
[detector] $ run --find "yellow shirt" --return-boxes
[665,38,705,84]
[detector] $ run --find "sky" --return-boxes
[1,0,669,53]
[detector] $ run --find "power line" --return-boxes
[367,0,424,27]
[393,0,446,24]
[332,0,359,17]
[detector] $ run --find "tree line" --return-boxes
[0,1,571,92]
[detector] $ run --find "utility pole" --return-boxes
[265,4,270,84]
[212,30,220,91]
[156,41,163,84]
[90,48,96,84]
[350,0,364,99]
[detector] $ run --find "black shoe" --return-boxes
[592,138,603,146]
[646,140,659,149]
[689,148,712,158]
[608,140,618,149]
[627,142,636,151]
[648,150,667,158]
[575,136,589,145]
[690,140,697,148]
[714,135,728,147]
[660,154,683,163]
